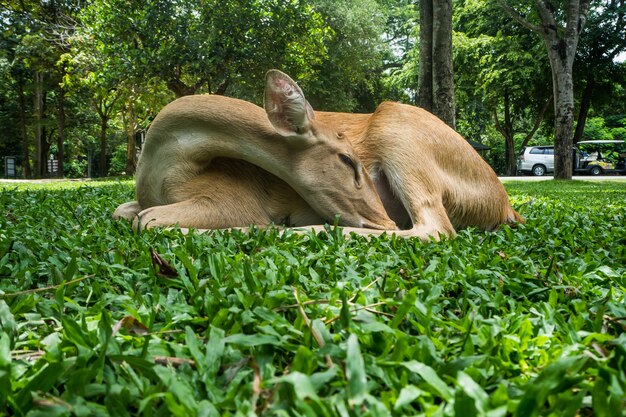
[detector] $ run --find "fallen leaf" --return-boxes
[112,316,149,336]
[150,248,178,277]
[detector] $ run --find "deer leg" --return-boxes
[372,167,456,240]
[135,196,273,230]
[399,200,456,240]
[113,201,142,221]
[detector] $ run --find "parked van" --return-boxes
[516,146,554,176]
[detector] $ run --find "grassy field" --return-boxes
[1,179,625,416]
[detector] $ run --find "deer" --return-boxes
[114,70,397,234]
[114,70,522,240]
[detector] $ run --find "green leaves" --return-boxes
[346,334,368,405]
[402,361,453,401]
[0,332,11,409]
[1,180,626,415]
[78,0,333,100]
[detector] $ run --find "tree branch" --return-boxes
[565,0,581,40]
[522,94,553,149]
[497,0,543,33]
[577,0,592,34]
[535,0,559,32]
[493,106,506,137]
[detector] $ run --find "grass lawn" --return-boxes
[1,179,625,416]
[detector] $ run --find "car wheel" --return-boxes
[532,165,546,176]
[590,166,603,176]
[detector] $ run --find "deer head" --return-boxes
[263,70,396,230]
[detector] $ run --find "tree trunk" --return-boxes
[494,91,516,176]
[34,71,45,178]
[57,87,66,178]
[93,92,121,177]
[503,93,516,176]
[125,136,137,175]
[542,31,577,180]
[16,75,31,178]
[418,0,455,127]
[167,78,196,97]
[215,79,230,96]
[123,103,138,175]
[573,75,594,144]
[550,55,576,179]
[432,0,455,129]
[418,0,433,111]
[99,118,108,177]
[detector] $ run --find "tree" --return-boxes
[2,0,81,178]
[454,0,553,175]
[306,0,388,111]
[118,83,171,175]
[21,34,54,178]
[0,7,32,177]
[499,0,591,180]
[67,6,176,177]
[375,0,419,105]
[418,0,455,128]
[573,0,626,144]
[81,0,331,100]
[64,36,125,178]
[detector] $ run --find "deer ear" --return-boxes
[264,70,315,137]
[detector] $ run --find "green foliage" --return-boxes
[583,117,615,141]
[63,159,87,178]
[583,116,626,141]
[306,0,389,111]
[79,0,332,99]
[1,180,625,415]
[108,145,127,176]
[453,0,552,160]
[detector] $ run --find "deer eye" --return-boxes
[339,154,362,187]
[339,154,356,169]
[336,132,345,140]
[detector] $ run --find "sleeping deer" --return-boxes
[114,70,397,233]
[114,70,522,239]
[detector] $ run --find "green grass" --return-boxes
[1,180,625,416]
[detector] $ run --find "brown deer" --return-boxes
[115,70,522,239]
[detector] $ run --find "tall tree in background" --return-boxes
[418,0,455,129]
[82,0,331,100]
[1,7,33,178]
[307,0,388,112]
[573,0,626,144]
[454,0,552,176]
[66,24,171,177]
[2,0,80,178]
[499,0,591,180]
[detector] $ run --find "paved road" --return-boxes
[499,175,626,182]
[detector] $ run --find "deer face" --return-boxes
[264,70,396,230]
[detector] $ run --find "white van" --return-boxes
[516,146,554,176]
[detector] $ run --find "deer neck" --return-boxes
[162,95,295,182]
